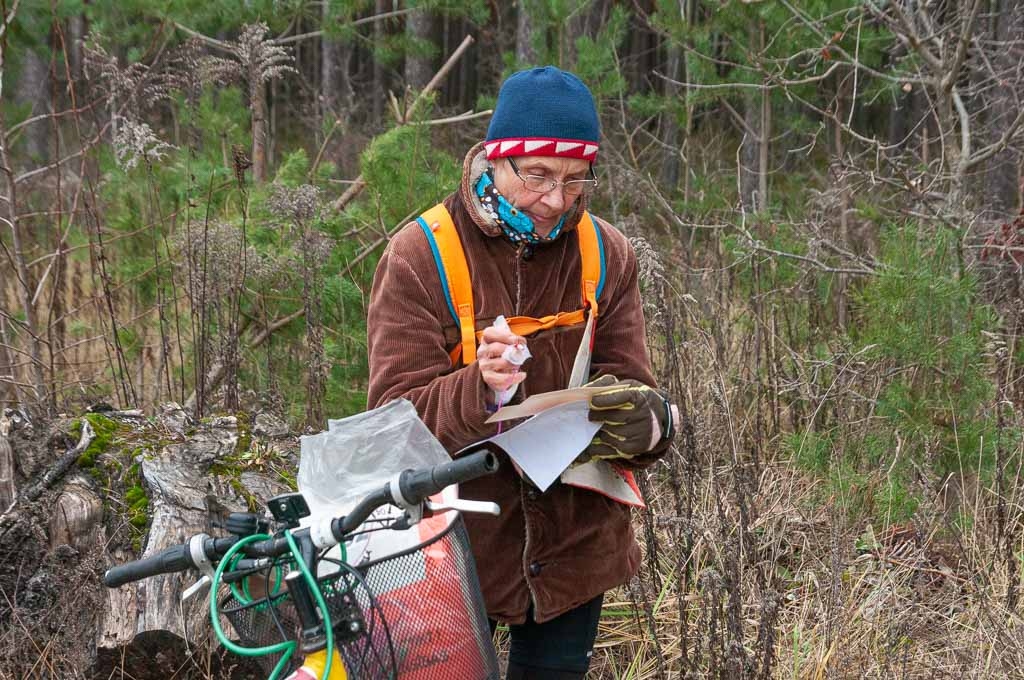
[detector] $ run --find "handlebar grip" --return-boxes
[103,543,193,588]
[398,449,499,505]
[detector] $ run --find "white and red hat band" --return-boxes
[485,137,599,161]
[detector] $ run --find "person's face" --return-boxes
[490,156,592,237]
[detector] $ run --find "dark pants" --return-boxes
[490,594,604,679]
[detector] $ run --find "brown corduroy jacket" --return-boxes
[366,143,669,624]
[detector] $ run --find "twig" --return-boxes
[309,118,343,180]
[275,8,416,45]
[411,109,493,126]
[332,34,476,212]
[0,419,95,525]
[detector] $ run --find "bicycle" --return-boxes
[103,443,504,680]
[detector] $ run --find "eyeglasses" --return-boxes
[507,157,599,197]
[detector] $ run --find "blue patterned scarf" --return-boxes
[476,171,568,246]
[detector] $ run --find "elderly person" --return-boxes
[367,66,674,679]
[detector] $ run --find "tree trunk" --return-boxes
[13,47,50,169]
[659,39,683,191]
[982,0,1024,219]
[0,110,47,406]
[250,78,268,184]
[0,318,16,406]
[739,19,768,213]
[322,4,356,120]
[759,76,770,207]
[739,94,762,213]
[48,475,104,550]
[94,409,291,676]
[404,5,434,92]
[564,0,608,67]
[303,234,326,431]
[0,421,15,510]
[885,29,912,152]
[68,12,86,83]
[373,0,390,122]
[516,0,538,66]
[833,69,851,330]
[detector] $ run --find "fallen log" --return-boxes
[92,406,291,678]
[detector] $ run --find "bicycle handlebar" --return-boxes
[103,543,194,588]
[102,448,500,588]
[335,445,500,536]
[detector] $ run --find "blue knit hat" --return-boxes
[485,66,600,162]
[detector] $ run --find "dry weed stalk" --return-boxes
[589,214,1024,678]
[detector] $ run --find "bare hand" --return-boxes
[478,323,528,395]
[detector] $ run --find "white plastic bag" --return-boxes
[297,399,449,519]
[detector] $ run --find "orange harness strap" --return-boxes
[418,204,479,366]
[576,211,601,320]
[417,206,604,367]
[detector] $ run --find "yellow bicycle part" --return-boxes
[291,648,347,680]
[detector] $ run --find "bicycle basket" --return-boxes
[221,515,498,680]
[357,514,499,680]
[221,556,396,678]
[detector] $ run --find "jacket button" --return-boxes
[526,489,538,500]
[529,562,542,577]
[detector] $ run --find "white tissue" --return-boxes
[493,315,531,406]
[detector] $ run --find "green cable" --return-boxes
[228,552,286,605]
[209,532,341,680]
[209,534,295,680]
[285,529,335,680]
[228,552,254,604]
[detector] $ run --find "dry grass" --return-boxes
[578,252,1024,679]
[588,456,1024,679]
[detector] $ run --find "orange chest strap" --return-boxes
[416,205,606,367]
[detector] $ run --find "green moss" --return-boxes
[227,475,259,512]
[119,452,151,536]
[235,417,252,456]
[75,413,124,468]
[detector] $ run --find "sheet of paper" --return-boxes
[487,400,601,491]
[485,386,607,423]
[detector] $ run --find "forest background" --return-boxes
[4,0,1024,677]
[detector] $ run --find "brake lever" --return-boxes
[181,534,214,601]
[182,575,210,601]
[425,498,500,517]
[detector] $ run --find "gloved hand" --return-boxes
[579,378,674,463]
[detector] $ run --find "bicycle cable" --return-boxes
[209,530,337,680]
[209,533,297,679]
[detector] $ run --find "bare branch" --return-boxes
[942,0,985,92]
[871,0,944,74]
[275,8,417,44]
[952,86,972,168]
[411,109,493,127]
[965,109,1024,171]
[332,34,476,212]
[0,0,21,42]
[14,121,112,184]
[654,62,843,92]
[172,21,232,52]
[779,0,932,85]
